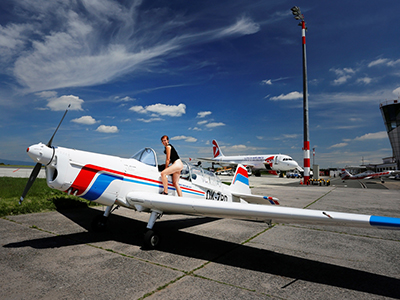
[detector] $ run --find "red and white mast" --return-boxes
[291,6,310,183]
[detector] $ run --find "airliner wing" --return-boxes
[126,192,400,230]
[197,157,218,162]
[197,157,253,167]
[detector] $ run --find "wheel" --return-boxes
[143,230,160,249]
[91,215,108,232]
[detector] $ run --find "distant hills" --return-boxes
[0,158,35,166]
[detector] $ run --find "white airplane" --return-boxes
[20,109,400,249]
[340,169,400,183]
[198,140,302,176]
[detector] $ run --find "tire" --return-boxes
[144,230,160,249]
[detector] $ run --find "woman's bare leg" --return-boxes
[161,160,183,194]
[172,172,182,196]
[161,172,169,194]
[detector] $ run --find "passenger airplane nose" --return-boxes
[27,143,54,165]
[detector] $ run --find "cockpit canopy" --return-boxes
[131,147,158,167]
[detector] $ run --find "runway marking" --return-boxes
[358,181,367,189]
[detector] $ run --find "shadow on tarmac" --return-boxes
[4,206,400,299]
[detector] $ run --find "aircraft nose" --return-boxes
[27,143,54,165]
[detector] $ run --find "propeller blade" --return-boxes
[19,162,42,204]
[47,104,71,147]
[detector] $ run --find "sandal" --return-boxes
[160,191,168,195]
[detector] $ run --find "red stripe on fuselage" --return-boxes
[68,164,204,196]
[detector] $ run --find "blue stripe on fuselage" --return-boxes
[83,173,204,201]
[83,173,123,201]
[369,215,400,228]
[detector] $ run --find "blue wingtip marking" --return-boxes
[263,196,275,205]
[370,215,400,228]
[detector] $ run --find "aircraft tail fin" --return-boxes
[230,164,251,195]
[340,169,352,179]
[212,140,224,158]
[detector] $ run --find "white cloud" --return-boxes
[130,106,146,113]
[47,95,84,111]
[137,117,163,123]
[115,96,135,102]
[197,120,208,125]
[354,131,387,141]
[356,77,372,84]
[71,116,98,125]
[197,111,212,118]
[369,58,400,67]
[330,68,356,85]
[130,103,186,117]
[387,59,400,67]
[368,58,388,67]
[261,79,272,85]
[329,142,348,149]
[214,16,260,38]
[393,87,400,96]
[270,91,302,101]
[36,91,58,99]
[7,3,260,93]
[310,89,395,105]
[96,125,119,133]
[333,75,351,85]
[205,122,225,128]
[283,134,299,139]
[171,135,197,142]
[146,103,186,117]
[231,144,247,150]
[0,23,33,61]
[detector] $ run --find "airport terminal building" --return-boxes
[380,100,400,170]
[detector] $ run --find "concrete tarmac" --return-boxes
[1,172,400,299]
[0,166,46,178]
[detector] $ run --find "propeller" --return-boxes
[19,104,71,204]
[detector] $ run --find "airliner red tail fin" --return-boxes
[212,140,224,158]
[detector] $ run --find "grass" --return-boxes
[0,177,97,217]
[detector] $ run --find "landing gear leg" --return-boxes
[91,205,114,232]
[143,210,162,249]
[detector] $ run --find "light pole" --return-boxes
[291,6,310,184]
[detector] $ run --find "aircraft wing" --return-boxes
[197,158,254,167]
[126,192,400,230]
[197,157,219,163]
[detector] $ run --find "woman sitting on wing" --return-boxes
[160,135,183,196]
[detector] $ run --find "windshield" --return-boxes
[131,148,158,167]
[188,163,221,185]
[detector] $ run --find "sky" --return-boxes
[1,0,400,169]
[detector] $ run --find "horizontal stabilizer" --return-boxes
[231,192,280,205]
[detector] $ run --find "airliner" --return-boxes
[198,140,301,176]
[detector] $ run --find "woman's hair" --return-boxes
[161,135,169,141]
